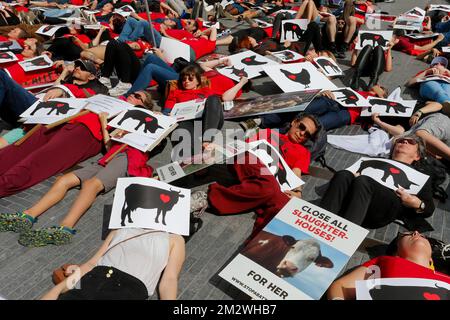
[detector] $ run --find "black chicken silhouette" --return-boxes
[226,65,248,78]
[280,69,311,88]
[240,55,267,66]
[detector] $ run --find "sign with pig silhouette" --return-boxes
[345,157,429,194]
[19,54,53,72]
[360,97,416,117]
[330,88,371,108]
[0,51,18,64]
[109,178,190,235]
[355,31,393,50]
[219,198,368,300]
[0,40,22,52]
[264,62,337,93]
[19,98,87,124]
[314,57,343,77]
[248,139,304,192]
[356,278,450,300]
[280,19,308,43]
[217,50,278,81]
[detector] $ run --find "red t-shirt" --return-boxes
[165,29,216,60]
[164,86,220,111]
[348,91,375,124]
[246,128,311,174]
[363,256,450,284]
[98,144,153,177]
[204,70,242,98]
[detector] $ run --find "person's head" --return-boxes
[337,19,346,32]
[163,19,177,28]
[53,26,70,39]
[390,134,426,164]
[7,27,28,40]
[237,36,258,51]
[73,59,98,82]
[184,19,199,33]
[396,231,433,265]
[102,2,114,13]
[110,13,126,33]
[178,64,203,90]
[430,56,448,70]
[369,84,389,98]
[287,113,320,145]
[127,91,154,110]
[22,38,44,58]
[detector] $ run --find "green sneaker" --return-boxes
[18,226,76,247]
[0,212,36,233]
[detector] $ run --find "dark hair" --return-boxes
[237,36,253,50]
[16,28,29,39]
[136,90,154,110]
[111,14,126,34]
[228,36,239,54]
[290,113,322,141]
[35,41,45,56]
[178,64,203,90]
[53,26,70,38]
[393,29,406,37]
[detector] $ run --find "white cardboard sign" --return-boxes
[270,50,304,63]
[160,37,191,64]
[330,88,371,107]
[19,55,53,72]
[36,24,66,37]
[20,98,86,120]
[169,98,206,121]
[0,51,18,64]
[314,57,343,77]
[280,19,308,43]
[85,94,134,117]
[356,31,393,50]
[360,97,416,117]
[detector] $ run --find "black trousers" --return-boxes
[171,95,224,159]
[320,170,402,228]
[354,45,385,79]
[102,40,141,83]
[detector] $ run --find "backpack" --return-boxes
[415,157,449,202]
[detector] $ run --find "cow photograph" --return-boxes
[314,57,343,77]
[109,178,190,235]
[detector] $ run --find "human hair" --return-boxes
[140,90,154,110]
[178,64,204,90]
[35,41,45,56]
[237,36,253,50]
[290,113,322,141]
[390,134,427,161]
[228,36,239,54]
[111,14,126,34]
[17,28,29,39]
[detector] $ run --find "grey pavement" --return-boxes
[0,0,449,300]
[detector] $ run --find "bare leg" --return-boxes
[216,34,233,46]
[415,129,450,160]
[59,177,104,228]
[295,0,311,19]
[209,26,217,42]
[0,137,8,149]
[344,16,357,44]
[25,173,80,219]
[325,15,337,43]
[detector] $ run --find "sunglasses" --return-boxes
[182,74,196,82]
[397,231,427,239]
[396,138,418,146]
[132,92,145,104]
[294,122,312,139]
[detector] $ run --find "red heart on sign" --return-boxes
[350,96,356,99]
[160,194,170,203]
[56,103,64,107]
[145,117,153,122]
[389,102,396,106]
[390,168,400,174]
[288,75,296,80]
[292,26,297,30]
[423,292,440,300]
[374,36,380,39]
[244,58,251,62]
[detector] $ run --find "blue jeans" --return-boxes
[118,18,162,47]
[419,80,450,103]
[0,70,37,124]
[128,54,179,94]
[261,97,350,131]
[435,20,450,33]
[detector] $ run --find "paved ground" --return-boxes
[0,0,449,300]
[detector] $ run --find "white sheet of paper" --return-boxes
[0,51,18,64]
[356,31,393,50]
[160,37,191,64]
[442,47,450,53]
[253,19,273,28]
[428,4,450,12]
[35,24,66,37]
[156,162,186,183]
[360,97,416,117]
[270,50,304,63]
[280,19,308,43]
[271,9,297,17]
[264,62,337,93]
[403,7,425,17]
[330,88,371,107]
[0,40,22,51]
[170,98,206,121]
[109,178,190,235]
[19,55,53,72]
[111,131,157,152]
[85,94,134,117]
[345,157,429,194]
[406,33,440,40]
[314,57,343,77]
[394,16,424,31]
[20,98,86,120]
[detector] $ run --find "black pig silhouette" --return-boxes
[283,22,304,40]
[315,58,341,74]
[30,101,73,116]
[360,33,389,47]
[117,109,163,134]
[120,184,185,226]
[368,99,409,114]
[280,68,311,88]
[369,284,449,300]
[356,159,419,190]
[333,88,360,105]
[240,55,267,66]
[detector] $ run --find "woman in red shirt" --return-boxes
[328,231,450,299]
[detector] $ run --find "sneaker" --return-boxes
[109,81,132,97]
[99,76,112,89]
[190,190,208,218]
[239,118,261,131]
[0,212,36,233]
[19,226,76,247]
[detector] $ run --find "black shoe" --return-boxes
[335,50,346,59]
[367,75,379,90]
[340,42,349,53]
[350,73,360,90]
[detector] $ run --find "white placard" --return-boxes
[169,98,206,121]
[280,19,308,43]
[403,7,425,17]
[345,157,429,194]
[356,278,450,300]
[263,62,337,93]
[271,9,297,17]
[356,31,393,50]
[0,40,22,51]
[428,4,450,12]
[270,50,304,63]
[253,19,273,28]
[406,33,440,40]
[19,55,53,72]
[248,139,304,192]
[36,24,66,37]
[394,15,423,31]
[442,46,450,53]
[110,131,158,152]
[85,94,134,117]
[314,57,343,77]
[160,37,191,64]
[360,97,416,117]
[219,198,369,300]
[156,161,186,183]
[202,21,220,29]
[330,88,371,107]
[417,74,450,84]
[20,98,86,120]
[109,178,190,235]
[0,51,17,64]
[217,50,278,81]
[115,5,135,17]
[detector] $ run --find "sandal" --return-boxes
[19,226,76,247]
[0,212,36,233]
[190,190,208,218]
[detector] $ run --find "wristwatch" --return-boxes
[417,200,425,213]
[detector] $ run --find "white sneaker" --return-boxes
[99,76,112,89]
[108,81,132,97]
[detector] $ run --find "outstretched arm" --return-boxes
[158,234,185,300]
[327,266,369,300]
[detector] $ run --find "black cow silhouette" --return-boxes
[433,5,450,11]
[226,65,248,78]
[117,109,163,134]
[356,159,418,189]
[241,55,267,66]
[120,184,185,226]
[254,143,291,188]
[275,51,295,60]
[23,56,51,67]
[0,41,13,50]
[369,284,449,300]
[121,6,132,12]
[280,69,311,88]
[333,88,360,105]
[315,58,341,74]
[360,33,389,47]
[30,101,73,116]
[0,52,12,60]
[368,98,409,114]
[283,22,304,40]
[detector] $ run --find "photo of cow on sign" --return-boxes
[109,178,190,235]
